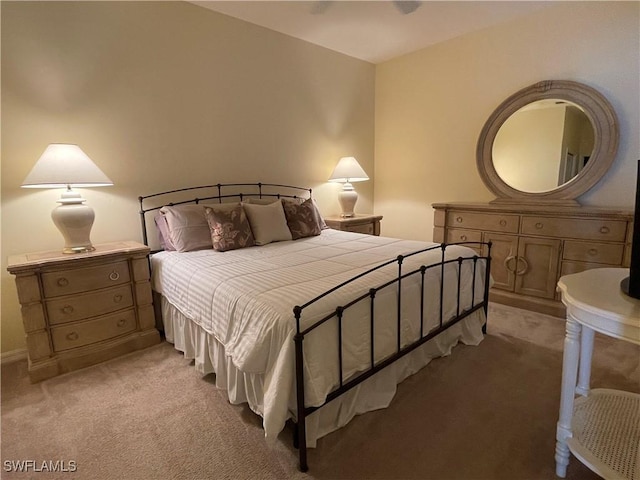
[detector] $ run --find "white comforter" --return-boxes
[151,229,486,441]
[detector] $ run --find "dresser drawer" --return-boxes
[325,215,381,236]
[46,284,134,325]
[348,223,375,235]
[51,309,137,352]
[560,262,608,277]
[521,216,627,242]
[446,228,483,244]
[42,261,130,298]
[562,241,624,265]
[447,212,519,233]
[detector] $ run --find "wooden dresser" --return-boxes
[432,203,633,317]
[7,241,161,382]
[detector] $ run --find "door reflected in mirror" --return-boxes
[492,99,594,193]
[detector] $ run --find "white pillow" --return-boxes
[242,201,293,245]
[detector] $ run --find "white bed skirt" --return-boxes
[161,296,485,447]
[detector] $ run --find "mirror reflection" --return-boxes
[492,99,594,193]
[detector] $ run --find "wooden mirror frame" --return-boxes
[476,80,619,204]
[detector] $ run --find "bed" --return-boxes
[139,183,492,471]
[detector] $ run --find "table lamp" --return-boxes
[328,156,369,217]
[21,144,113,254]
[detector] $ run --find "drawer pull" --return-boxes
[455,216,463,223]
[535,222,544,230]
[504,255,517,273]
[117,318,127,327]
[599,226,610,234]
[499,220,507,227]
[516,257,529,276]
[57,277,69,287]
[588,248,598,256]
[113,294,123,303]
[460,235,467,241]
[61,305,74,315]
[109,271,120,281]
[66,331,79,341]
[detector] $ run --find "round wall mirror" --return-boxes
[476,80,618,204]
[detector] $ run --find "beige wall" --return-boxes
[375,1,640,240]
[1,1,375,353]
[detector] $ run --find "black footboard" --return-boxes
[292,241,492,472]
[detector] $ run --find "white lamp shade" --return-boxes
[22,144,113,188]
[328,156,369,183]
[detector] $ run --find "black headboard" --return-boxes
[138,182,313,251]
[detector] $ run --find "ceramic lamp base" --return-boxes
[51,190,96,254]
[338,183,358,218]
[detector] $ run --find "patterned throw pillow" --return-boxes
[205,205,255,252]
[282,198,322,240]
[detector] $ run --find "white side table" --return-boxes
[555,268,640,479]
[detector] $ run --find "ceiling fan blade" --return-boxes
[393,1,421,15]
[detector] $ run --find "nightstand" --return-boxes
[7,241,161,382]
[324,214,383,236]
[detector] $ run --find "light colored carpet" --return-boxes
[1,303,638,480]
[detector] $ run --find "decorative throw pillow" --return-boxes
[160,203,240,252]
[278,197,326,231]
[245,196,306,206]
[242,200,293,245]
[311,198,329,230]
[205,204,255,252]
[282,198,322,240]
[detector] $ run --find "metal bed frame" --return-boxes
[139,183,492,472]
[139,183,312,253]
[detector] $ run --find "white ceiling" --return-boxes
[190,1,553,64]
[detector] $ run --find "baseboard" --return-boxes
[489,290,566,318]
[1,348,28,365]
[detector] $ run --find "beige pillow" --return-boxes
[160,203,239,252]
[205,205,255,252]
[242,201,293,245]
[282,198,322,240]
[243,197,280,205]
